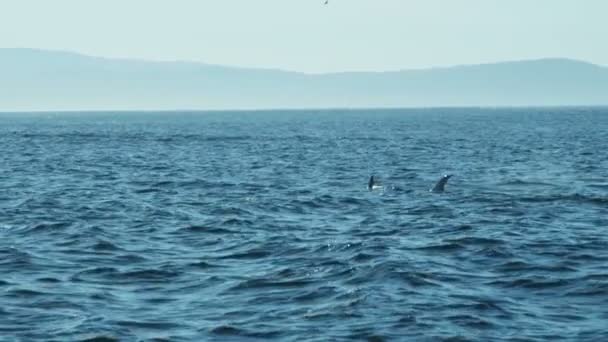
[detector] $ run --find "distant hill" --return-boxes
[1,48,607,111]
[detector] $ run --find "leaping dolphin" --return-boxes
[430,174,452,193]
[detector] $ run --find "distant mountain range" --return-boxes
[1,48,607,111]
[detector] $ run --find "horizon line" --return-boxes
[2,105,607,115]
[1,47,605,75]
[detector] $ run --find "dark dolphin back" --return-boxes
[431,175,452,193]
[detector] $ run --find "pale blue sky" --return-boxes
[1,0,606,73]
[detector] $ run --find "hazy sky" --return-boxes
[1,0,606,73]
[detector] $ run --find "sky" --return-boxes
[1,0,607,73]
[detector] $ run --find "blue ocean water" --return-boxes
[1,108,607,341]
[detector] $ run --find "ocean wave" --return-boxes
[2,109,608,340]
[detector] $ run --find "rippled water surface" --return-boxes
[1,108,608,341]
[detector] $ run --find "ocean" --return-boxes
[1,108,607,341]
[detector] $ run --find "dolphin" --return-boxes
[368,175,376,190]
[368,175,383,191]
[430,174,452,193]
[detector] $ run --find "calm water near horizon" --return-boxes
[1,108,607,341]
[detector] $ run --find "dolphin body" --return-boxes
[430,174,452,193]
[368,175,383,191]
[368,175,376,190]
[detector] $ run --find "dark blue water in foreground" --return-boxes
[1,108,607,341]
